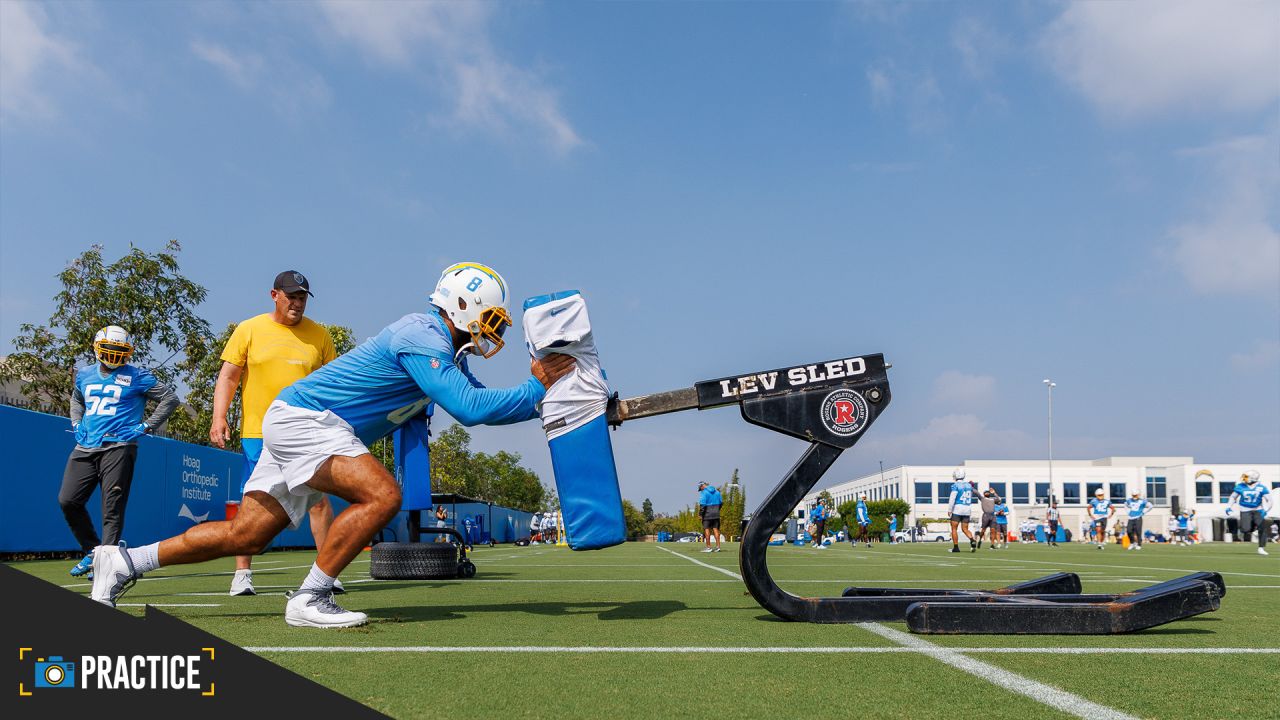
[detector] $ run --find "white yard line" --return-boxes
[970,553,1280,579]
[856,623,1138,720]
[658,544,1138,720]
[241,645,1280,655]
[654,546,742,579]
[116,603,222,607]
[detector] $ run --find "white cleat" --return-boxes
[816,544,827,550]
[229,570,256,596]
[285,589,368,628]
[1259,548,1269,556]
[701,547,715,553]
[89,543,138,607]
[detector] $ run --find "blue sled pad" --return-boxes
[548,414,625,550]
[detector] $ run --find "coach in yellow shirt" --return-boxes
[210,271,339,596]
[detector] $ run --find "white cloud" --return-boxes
[867,67,893,108]
[932,371,996,408]
[1042,0,1280,119]
[190,39,332,119]
[0,1,81,121]
[865,62,944,132]
[315,0,582,153]
[1230,340,1280,371]
[859,414,1035,464]
[191,40,261,89]
[1167,134,1280,297]
[951,17,1008,81]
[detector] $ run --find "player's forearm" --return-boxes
[142,382,180,429]
[211,363,242,423]
[404,354,544,427]
[69,386,85,424]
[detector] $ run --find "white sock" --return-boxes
[299,563,335,593]
[127,543,161,575]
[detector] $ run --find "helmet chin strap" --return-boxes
[454,343,477,362]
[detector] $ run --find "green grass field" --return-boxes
[10,540,1279,719]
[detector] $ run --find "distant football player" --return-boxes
[946,469,978,553]
[63,326,177,579]
[1087,488,1114,549]
[1123,491,1152,551]
[1227,469,1272,556]
[91,263,575,627]
[854,492,872,548]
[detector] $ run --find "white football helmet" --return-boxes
[952,468,966,481]
[93,325,133,368]
[1094,488,1106,498]
[428,262,512,359]
[859,492,868,500]
[1244,469,1260,485]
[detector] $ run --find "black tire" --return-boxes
[369,542,459,580]
[457,560,477,579]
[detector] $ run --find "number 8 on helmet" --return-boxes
[428,263,512,359]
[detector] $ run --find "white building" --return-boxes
[797,457,1279,541]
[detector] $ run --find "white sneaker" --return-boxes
[816,544,827,550]
[1135,545,1142,550]
[229,570,256,596]
[1259,548,1270,556]
[89,543,138,607]
[701,547,715,553]
[713,547,722,553]
[285,589,367,628]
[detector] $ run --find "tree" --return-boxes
[621,499,647,539]
[426,422,545,512]
[838,498,911,539]
[719,468,746,540]
[641,498,655,523]
[1,242,211,415]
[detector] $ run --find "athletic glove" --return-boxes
[72,422,89,446]
[115,422,148,442]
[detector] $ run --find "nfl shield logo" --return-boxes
[430,358,440,369]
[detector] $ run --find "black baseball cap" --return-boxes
[274,270,314,297]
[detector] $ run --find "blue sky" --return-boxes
[2,1,1277,514]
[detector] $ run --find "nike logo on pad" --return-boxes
[549,307,567,316]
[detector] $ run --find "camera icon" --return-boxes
[34,656,76,689]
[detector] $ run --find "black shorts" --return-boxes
[1093,519,1108,530]
[950,513,972,524]
[980,513,996,530]
[702,517,720,530]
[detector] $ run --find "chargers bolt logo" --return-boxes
[820,389,869,437]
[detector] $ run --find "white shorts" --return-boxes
[243,400,370,529]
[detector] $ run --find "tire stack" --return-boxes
[369,542,477,580]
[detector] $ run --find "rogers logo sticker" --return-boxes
[820,389,869,437]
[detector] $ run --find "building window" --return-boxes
[798,509,805,519]
[989,482,1007,501]
[915,482,931,505]
[937,482,950,503]
[1146,476,1167,505]
[1063,484,1081,504]
[1035,482,1051,504]
[1195,482,1213,503]
[1218,481,1235,503]
[1086,482,1103,500]
[1109,483,1126,503]
[1013,483,1029,504]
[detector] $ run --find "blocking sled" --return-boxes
[607,353,1225,634]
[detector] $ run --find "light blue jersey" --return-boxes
[1089,498,1112,519]
[993,503,1010,525]
[1231,482,1269,509]
[888,516,897,532]
[1124,498,1151,518]
[1177,515,1189,529]
[810,503,825,522]
[948,481,976,513]
[72,364,158,447]
[278,312,544,446]
[856,500,870,525]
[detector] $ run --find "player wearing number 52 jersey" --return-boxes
[92,263,577,629]
[62,326,177,580]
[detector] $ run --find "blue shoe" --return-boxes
[70,552,94,577]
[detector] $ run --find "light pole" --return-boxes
[1043,379,1056,506]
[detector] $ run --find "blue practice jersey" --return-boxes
[1124,498,1151,518]
[278,312,544,445]
[699,487,722,507]
[1231,482,1269,509]
[856,500,869,524]
[810,503,825,522]
[1177,515,1189,529]
[73,364,158,447]
[993,503,1010,524]
[888,516,897,531]
[1089,498,1112,518]
[948,481,976,511]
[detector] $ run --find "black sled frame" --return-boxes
[607,353,1225,634]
